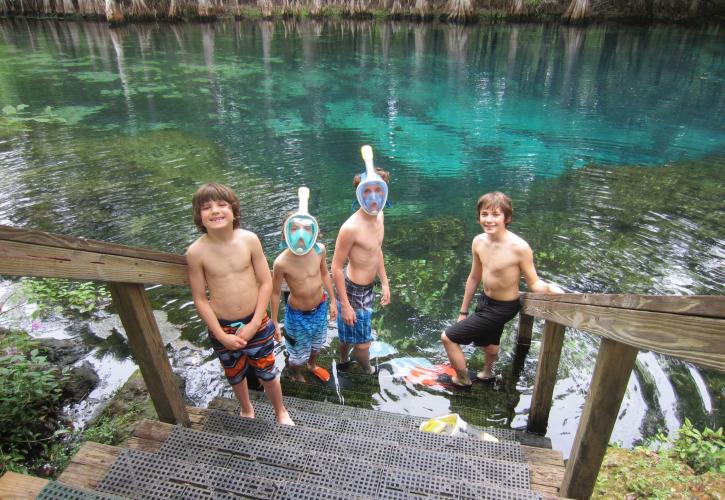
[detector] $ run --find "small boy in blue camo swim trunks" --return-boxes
[331,158,391,375]
[271,207,337,383]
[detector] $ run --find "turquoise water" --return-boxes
[0,18,723,455]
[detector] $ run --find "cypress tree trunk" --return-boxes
[258,0,273,18]
[412,0,431,18]
[510,0,525,15]
[197,0,214,18]
[563,0,591,21]
[310,0,322,16]
[445,0,474,23]
[105,0,124,24]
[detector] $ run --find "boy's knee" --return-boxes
[441,332,451,344]
[482,344,499,356]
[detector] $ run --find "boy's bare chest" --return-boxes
[284,256,321,282]
[204,247,252,277]
[478,245,519,275]
[353,225,384,253]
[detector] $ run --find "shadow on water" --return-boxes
[0,17,723,456]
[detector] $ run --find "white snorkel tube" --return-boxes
[283,187,320,256]
[356,145,388,216]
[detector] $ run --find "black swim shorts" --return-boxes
[445,293,521,347]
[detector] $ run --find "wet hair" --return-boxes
[192,183,241,233]
[476,192,513,226]
[353,168,390,188]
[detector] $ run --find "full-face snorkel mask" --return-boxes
[355,145,389,216]
[283,187,320,256]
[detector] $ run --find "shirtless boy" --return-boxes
[332,147,391,375]
[271,192,337,383]
[441,191,564,387]
[186,183,293,424]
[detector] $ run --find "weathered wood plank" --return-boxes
[522,299,725,372]
[57,442,122,490]
[528,321,566,434]
[561,339,639,500]
[517,313,535,345]
[523,292,725,319]
[0,471,48,499]
[0,225,186,265]
[522,445,565,466]
[0,240,188,285]
[109,283,190,426]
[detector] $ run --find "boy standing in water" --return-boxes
[332,146,391,375]
[187,183,293,425]
[441,191,564,387]
[271,188,338,383]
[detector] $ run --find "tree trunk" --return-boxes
[445,0,474,23]
[310,0,323,17]
[563,0,591,21]
[412,0,431,18]
[198,0,214,18]
[105,0,124,24]
[510,0,525,15]
[258,0,273,18]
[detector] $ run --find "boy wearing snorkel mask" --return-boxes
[331,146,391,375]
[187,183,294,425]
[271,189,338,384]
[441,192,564,387]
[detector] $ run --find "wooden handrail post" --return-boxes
[516,312,534,345]
[561,338,638,500]
[527,320,566,434]
[108,282,190,427]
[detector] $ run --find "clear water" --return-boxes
[0,18,723,457]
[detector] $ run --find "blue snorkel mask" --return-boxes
[283,187,320,256]
[355,145,389,216]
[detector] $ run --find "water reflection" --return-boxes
[0,18,723,455]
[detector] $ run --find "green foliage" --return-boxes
[21,278,110,319]
[0,344,63,473]
[82,401,145,447]
[672,419,725,474]
[1,103,104,126]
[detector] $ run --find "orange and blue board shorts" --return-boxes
[209,313,278,385]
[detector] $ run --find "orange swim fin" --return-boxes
[309,365,331,383]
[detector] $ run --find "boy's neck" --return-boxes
[487,227,509,242]
[357,208,379,221]
[205,226,236,242]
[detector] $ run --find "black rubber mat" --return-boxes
[36,482,123,500]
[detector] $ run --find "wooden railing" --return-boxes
[2,225,724,499]
[517,292,725,499]
[0,226,190,426]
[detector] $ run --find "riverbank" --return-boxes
[2,0,723,25]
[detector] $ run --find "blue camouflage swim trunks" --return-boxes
[284,295,329,366]
[337,274,374,345]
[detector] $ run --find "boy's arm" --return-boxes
[332,226,356,325]
[187,247,246,350]
[377,247,390,306]
[270,257,285,341]
[319,245,337,321]
[237,234,274,341]
[458,239,483,321]
[520,244,564,294]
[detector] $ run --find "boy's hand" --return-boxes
[457,314,468,323]
[380,284,390,306]
[219,333,247,350]
[328,302,338,322]
[341,303,356,325]
[273,322,282,342]
[235,323,257,343]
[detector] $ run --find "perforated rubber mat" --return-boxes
[204,409,524,462]
[243,391,518,442]
[36,482,123,500]
[98,447,541,499]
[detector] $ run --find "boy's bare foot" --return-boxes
[276,410,295,426]
[239,407,255,419]
[290,374,307,383]
[477,370,495,382]
[362,364,377,375]
[451,370,472,387]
